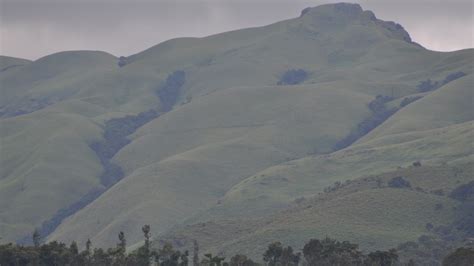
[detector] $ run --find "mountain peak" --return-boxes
[300,3,363,18]
[300,2,413,44]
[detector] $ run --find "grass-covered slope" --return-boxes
[1,2,472,252]
[0,51,117,117]
[0,56,31,73]
[47,82,372,246]
[358,74,473,142]
[47,3,473,248]
[156,73,473,257]
[0,50,164,242]
[0,105,103,241]
[159,163,473,259]
[212,77,473,218]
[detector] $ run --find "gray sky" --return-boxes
[1,0,473,60]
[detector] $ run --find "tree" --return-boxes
[229,254,257,266]
[113,231,127,265]
[132,225,152,266]
[193,240,199,266]
[180,250,189,266]
[157,242,177,265]
[263,242,283,266]
[92,247,112,266]
[442,247,474,266]
[143,224,151,254]
[280,246,300,266]
[303,238,364,265]
[32,229,41,248]
[366,249,398,266]
[201,253,225,266]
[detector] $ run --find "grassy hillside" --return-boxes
[47,81,372,246]
[0,56,31,73]
[0,2,472,254]
[0,106,103,241]
[359,74,473,142]
[48,3,473,249]
[158,162,473,259]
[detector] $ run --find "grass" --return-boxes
[158,163,472,259]
[0,56,31,72]
[0,3,472,253]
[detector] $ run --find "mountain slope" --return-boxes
[47,82,372,246]
[159,162,473,259]
[157,73,473,257]
[0,56,31,73]
[0,2,472,253]
[212,75,473,218]
[46,3,473,249]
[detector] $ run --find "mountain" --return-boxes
[0,56,31,73]
[0,2,472,258]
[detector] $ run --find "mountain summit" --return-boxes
[300,3,413,43]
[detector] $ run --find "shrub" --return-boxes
[300,7,311,17]
[442,247,474,266]
[417,79,439,92]
[416,71,466,93]
[117,56,128,67]
[277,69,308,85]
[449,181,474,202]
[388,176,411,188]
[442,71,466,85]
[426,223,434,231]
[368,95,394,113]
[400,96,423,107]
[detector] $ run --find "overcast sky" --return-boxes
[1,0,473,60]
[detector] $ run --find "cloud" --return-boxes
[0,0,472,60]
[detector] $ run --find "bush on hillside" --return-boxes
[449,181,474,202]
[416,71,466,93]
[118,56,128,67]
[388,176,411,188]
[417,79,439,92]
[442,247,474,266]
[277,69,308,85]
[442,71,466,85]
[400,96,423,107]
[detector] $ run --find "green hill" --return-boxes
[0,56,31,73]
[0,3,472,257]
[158,162,473,259]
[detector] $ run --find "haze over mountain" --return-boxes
[0,2,472,260]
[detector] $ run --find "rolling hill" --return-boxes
[0,2,472,259]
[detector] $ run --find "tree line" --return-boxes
[1,225,473,266]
